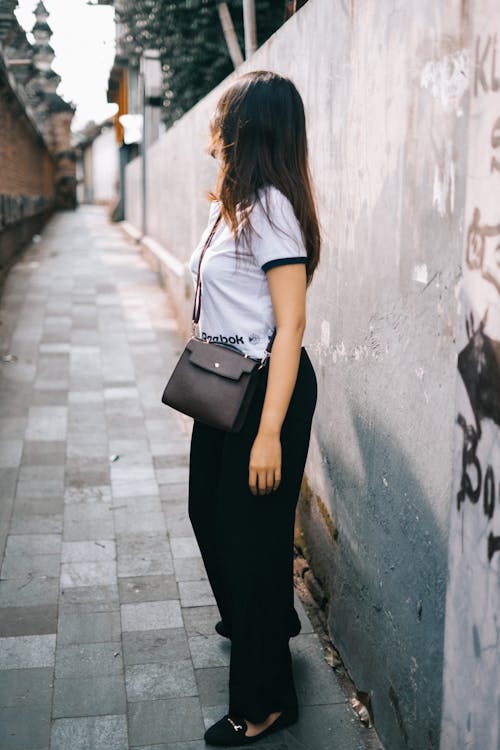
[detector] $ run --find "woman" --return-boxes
[188,70,321,746]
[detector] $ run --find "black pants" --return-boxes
[188,347,317,723]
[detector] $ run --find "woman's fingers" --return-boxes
[255,469,281,494]
[249,466,258,496]
[273,469,281,491]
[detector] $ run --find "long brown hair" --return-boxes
[207,70,321,285]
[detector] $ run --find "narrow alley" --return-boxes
[0,207,381,750]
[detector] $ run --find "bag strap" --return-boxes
[192,211,222,326]
[192,208,276,362]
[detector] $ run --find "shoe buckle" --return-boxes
[227,717,244,732]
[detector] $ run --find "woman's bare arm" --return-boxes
[248,263,307,496]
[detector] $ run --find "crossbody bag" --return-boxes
[161,210,276,432]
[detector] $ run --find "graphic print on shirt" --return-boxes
[189,185,308,360]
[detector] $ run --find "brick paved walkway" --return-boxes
[0,207,381,749]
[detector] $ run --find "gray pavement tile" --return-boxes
[293,597,314,636]
[60,560,117,588]
[21,440,66,466]
[15,479,64,499]
[55,641,123,677]
[181,606,220,638]
[61,539,115,563]
[121,600,182,632]
[0,418,27,440]
[110,464,156,482]
[0,604,58,637]
[64,485,111,504]
[170,537,201,560]
[291,634,347,706]
[65,458,110,488]
[125,659,197,701]
[173,557,207,582]
[286,703,371,750]
[66,434,108,454]
[53,673,126,717]
[156,467,190,485]
[154,454,189,469]
[1,360,37,383]
[194,666,229,707]
[188,635,230,669]
[178,581,216,608]
[57,609,121,645]
[50,714,128,750]
[18,464,65,482]
[163,505,193,539]
[13,495,63,515]
[114,508,166,537]
[9,512,63,534]
[0,634,56,669]
[118,575,178,603]
[104,385,140,400]
[62,518,114,542]
[67,410,107,434]
[0,704,51,750]
[34,377,70,391]
[111,496,161,511]
[0,467,19,501]
[25,406,67,441]
[1,553,60,579]
[128,697,205,746]
[0,578,59,607]
[0,439,23,468]
[0,666,53,707]
[107,439,151,458]
[5,533,61,556]
[68,390,104,405]
[122,628,190,666]
[39,343,71,354]
[31,388,69,406]
[36,355,70,380]
[116,535,173,577]
[112,479,160,499]
[150,441,187,458]
[59,584,119,606]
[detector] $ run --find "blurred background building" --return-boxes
[0,0,76,274]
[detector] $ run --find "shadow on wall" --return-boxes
[297,398,448,750]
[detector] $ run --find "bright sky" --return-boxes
[15,0,117,131]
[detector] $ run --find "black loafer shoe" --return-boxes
[215,611,302,640]
[215,620,230,638]
[204,708,298,746]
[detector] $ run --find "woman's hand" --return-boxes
[248,430,282,495]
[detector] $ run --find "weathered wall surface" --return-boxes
[89,127,120,205]
[123,2,498,748]
[440,2,500,748]
[0,56,54,275]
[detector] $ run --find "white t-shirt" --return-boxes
[188,184,308,360]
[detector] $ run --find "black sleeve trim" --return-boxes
[261,256,308,272]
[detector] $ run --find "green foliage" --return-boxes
[116,0,288,127]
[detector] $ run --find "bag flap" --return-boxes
[186,338,257,380]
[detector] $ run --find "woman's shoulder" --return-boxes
[255,183,292,212]
[252,184,299,233]
[207,199,221,221]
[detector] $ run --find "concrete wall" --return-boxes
[91,127,119,204]
[124,2,499,748]
[440,2,500,748]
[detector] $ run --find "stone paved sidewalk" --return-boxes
[0,206,382,750]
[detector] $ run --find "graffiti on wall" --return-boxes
[454,32,500,564]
